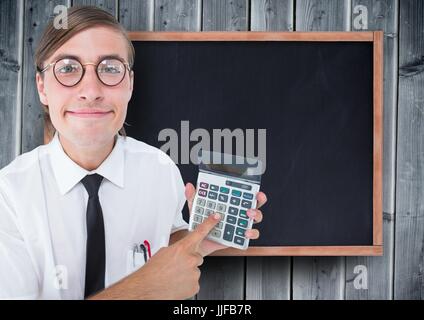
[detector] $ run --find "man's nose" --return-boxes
[77,65,104,102]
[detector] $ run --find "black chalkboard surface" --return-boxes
[126,32,383,256]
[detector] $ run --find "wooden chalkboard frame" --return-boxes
[126,31,383,256]
[42,31,382,257]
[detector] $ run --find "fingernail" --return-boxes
[213,213,221,220]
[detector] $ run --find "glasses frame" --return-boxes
[38,57,131,87]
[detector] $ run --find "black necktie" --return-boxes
[81,173,105,298]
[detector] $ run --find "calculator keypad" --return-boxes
[191,180,256,249]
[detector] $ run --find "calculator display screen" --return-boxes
[198,150,262,183]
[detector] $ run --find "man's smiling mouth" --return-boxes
[66,109,113,118]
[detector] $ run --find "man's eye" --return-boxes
[57,65,79,73]
[100,66,121,74]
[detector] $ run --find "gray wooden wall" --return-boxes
[0,0,422,300]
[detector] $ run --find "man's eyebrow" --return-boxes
[49,54,126,63]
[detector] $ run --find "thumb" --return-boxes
[184,213,221,249]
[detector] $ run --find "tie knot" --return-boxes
[81,174,103,198]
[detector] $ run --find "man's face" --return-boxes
[36,26,134,148]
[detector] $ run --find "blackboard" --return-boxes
[126,32,383,256]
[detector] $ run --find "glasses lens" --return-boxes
[54,59,83,86]
[97,59,126,86]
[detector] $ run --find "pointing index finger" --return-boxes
[184,213,221,249]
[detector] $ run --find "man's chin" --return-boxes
[60,130,117,148]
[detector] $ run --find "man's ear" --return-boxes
[36,72,48,106]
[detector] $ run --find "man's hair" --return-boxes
[35,5,135,138]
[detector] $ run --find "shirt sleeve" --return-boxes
[0,183,39,299]
[170,163,189,234]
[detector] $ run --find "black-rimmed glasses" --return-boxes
[38,57,131,87]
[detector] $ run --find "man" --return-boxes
[0,6,266,299]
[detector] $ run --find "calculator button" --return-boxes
[192,222,200,230]
[196,198,206,206]
[219,187,230,194]
[231,189,242,197]
[223,224,235,242]
[198,189,207,197]
[205,209,214,216]
[241,200,252,209]
[216,222,224,230]
[237,218,249,228]
[228,207,238,216]
[243,192,254,200]
[210,230,221,238]
[230,197,241,206]
[208,191,218,200]
[194,206,204,215]
[206,201,216,210]
[239,209,248,219]
[199,182,209,189]
[218,194,228,203]
[234,237,245,246]
[193,214,203,223]
[226,215,237,224]
[236,227,246,237]
[216,203,227,212]
[210,184,219,191]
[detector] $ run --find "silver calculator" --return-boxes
[189,150,263,250]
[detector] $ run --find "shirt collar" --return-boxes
[48,131,125,195]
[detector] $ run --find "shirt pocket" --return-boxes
[125,250,146,275]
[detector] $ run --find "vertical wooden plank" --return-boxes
[245,0,293,300]
[0,0,23,167]
[296,0,351,31]
[395,0,424,300]
[293,257,345,300]
[346,0,398,300]
[22,0,71,153]
[250,0,293,31]
[196,0,249,301]
[197,257,245,300]
[119,0,153,31]
[154,0,201,31]
[246,256,291,299]
[202,0,248,31]
[71,0,116,15]
[292,0,350,300]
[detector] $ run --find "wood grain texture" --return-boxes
[246,257,290,299]
[202,0,248,31]
[373,30,384,246]
[154,0,201,31]
[295,0,351,31]
[22,0,71,153]
[119,0,153,31]
[251,0,293,31]
[128,31,374,41]
[293,257,345,300]
[395,0,424,300]
[0,0,22,168]
[346,0,398,300]
[292,0,350,300]
[71,0,116,15]
[197,257,245,300]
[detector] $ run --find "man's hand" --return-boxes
[185,183,267,257]
[126,213,221,299]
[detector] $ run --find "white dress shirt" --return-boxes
[0,131,188,299]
